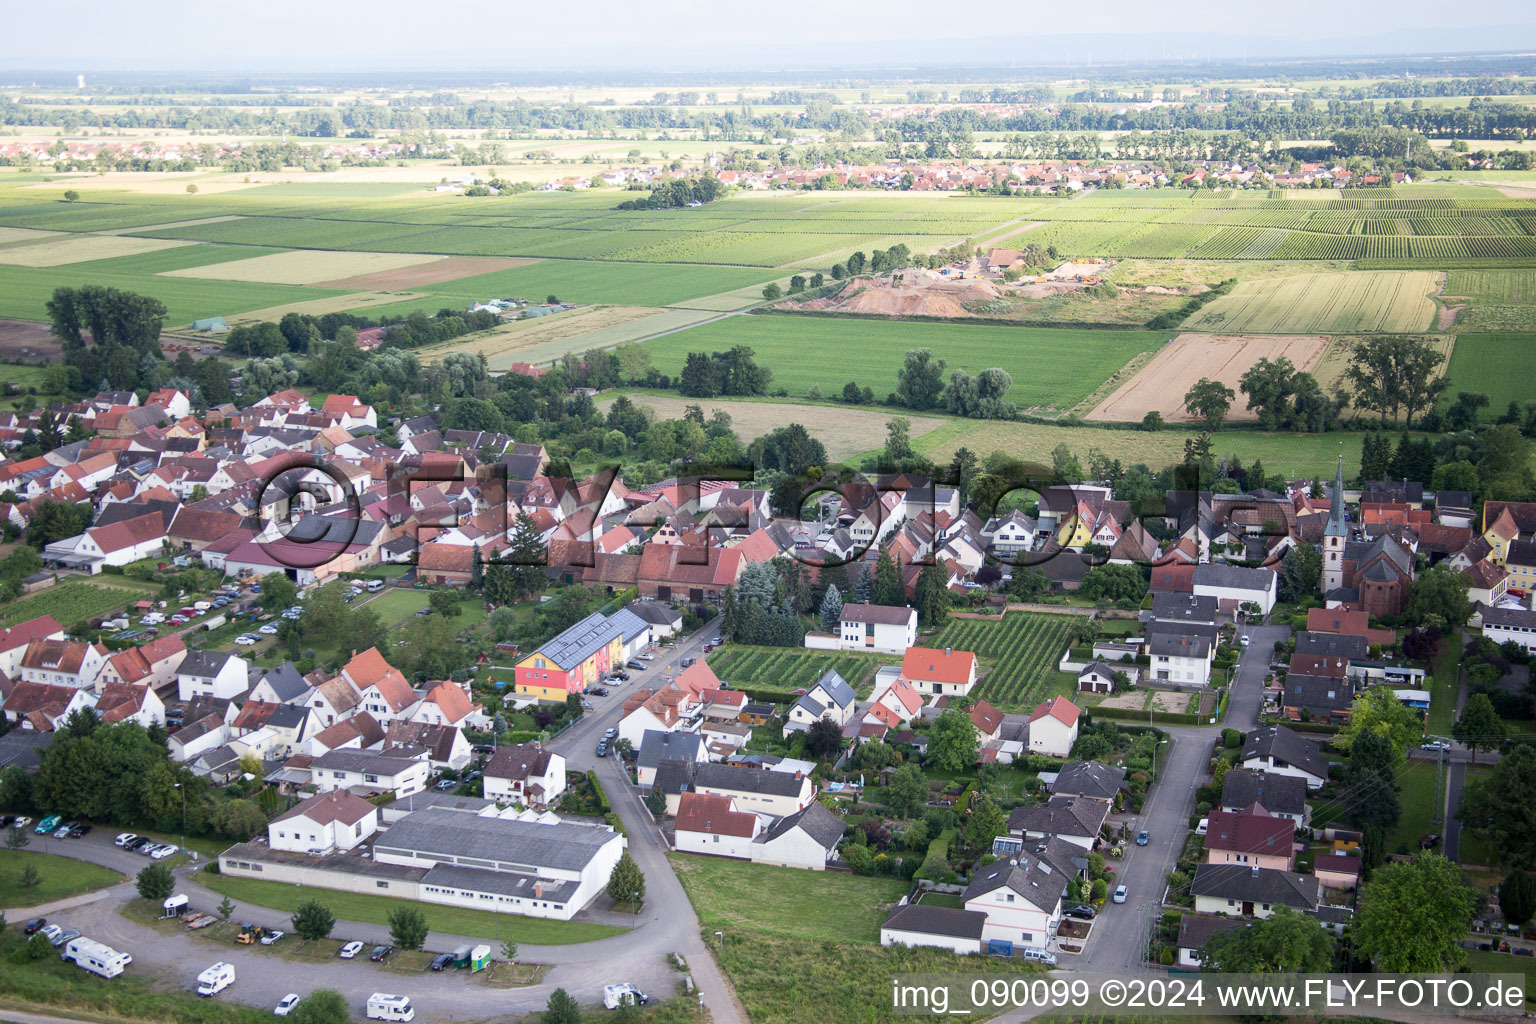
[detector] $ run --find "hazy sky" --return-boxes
[7,0,1536,72]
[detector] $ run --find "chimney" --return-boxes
[945,647,951,657]
[1251,865,1260,876]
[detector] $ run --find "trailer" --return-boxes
[469,944,490,972]
[366,994,415,1022]
[63,938,128,979]
[196,962,235,996]
[162,894,188,919]
[603,983,650,1009]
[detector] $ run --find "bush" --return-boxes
[135,863,174,902]
[291,900,335,941]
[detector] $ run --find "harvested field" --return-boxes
[0,318,63,361]
[162,249,445,285]
[597,393,948,463]
[421,305,676,370]
[0,227,62,246]
[1086,332,1330,423]
[0,233,192,267]
[1181,270,1437,334]
[220,290,419,325]
[315,255,537,290]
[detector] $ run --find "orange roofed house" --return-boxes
[901,646,977,697]
[514,611,625,701]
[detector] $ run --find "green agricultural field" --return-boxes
[1181,270,1438,333]
[705,645,897,697]
[668,854,907,943]
[0,579,156,628]
[1444,269,1536,331]
[1442,334,1536,414]
[642,316,1161,412]
[929,612,1077,708]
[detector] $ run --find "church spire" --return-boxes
[1324,455,1347,538]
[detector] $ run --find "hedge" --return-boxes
[587,770,612,814]
[954,782,978,816]
[916,827,958,882]
[1089,706,1204,726]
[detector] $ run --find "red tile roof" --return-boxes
[1204,808,1295,856]
[274,788,376,827]
[901,646,976,686]
[674,792,757,838]
[1030,695,1081,728]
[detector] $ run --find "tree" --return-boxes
[761,283,782,301]
[1346,336,1449,426]
[1199,905,1335,972]
[217,895,234,920]
[896,348,946,410]
[1458,745,1536,869]
[928,709,979,772]
[541,989,582,1024]
[63,189,80,202]
[388,906,429,950]
[1353,851,1476,971]
[291,989,350,1024]
[291,899,335,941]
[1339,687,1423,767]
[1238,356,1300,430]
[914,563,951,625]
[1078,564,1147,604]
[503,511,550,598]
[1277,543,1322,602]
[873,548,905,606]
[1503,870,1536,928]
[6,823,29,852]
[967,797,1007,849]
[819,583,843,632]
[501,939,518,963]
[429,590,462,617]
[805,718,844,759]
[1008,567,1050,602]
[644,786,667,816]
[886,763,928,817]
[605,850,645,908]
[1343,768,1401,833]
[1405,563,1473,631]
[1141,410,1163,432]
[257,572,299,616]
[18,862,41,894]
[1454,693,1506,765]
[135,863,174,902]
[1183,378,1235,431]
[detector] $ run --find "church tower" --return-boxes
[1321,456,1348,594]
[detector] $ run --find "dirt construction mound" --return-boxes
[839,288,973,318]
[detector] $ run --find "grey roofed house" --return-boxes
[838,603,918,626]
[1177,914,1241,958]
[189,744,242,782]
[1220,769,1308,819]
[1006,794,1108,839]
[0,729,52,770]
[1192,563,1277,593]
[1146,632,1212,659]
[692,761,808,797]
[1293,631,1370,661]
[1481,605,1536,631]
[311,748,424,776]
[1191,863,1321,911]
[1241,725,1329,783]
[652,757,698,796]
[963,848,1072,909]
[628,602,683,629]
[1283,675,1355,717]
[637,730,703,771]
[812,669,855,708]
[1051,761,1126,801]
[421,863,579,904]
[375,806,616,873]
[256,663,309,703]
[536,612,626,672]
[179,649,240,679]
[93,499,180,533]
[605,608,650,647]
[1150,593,1219,624]
[882,902,987,940]
[757,799,846,850]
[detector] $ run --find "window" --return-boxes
[376,881,389,889]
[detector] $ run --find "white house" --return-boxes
[1192,563,1278,616]
[177,651,250,702]
[0,615,66,678]
[44,512,166,574]
[1147,631,1215,686]
[268,789,379,854]
[483,743,567,807]
[901,646,978,697]
[692,762,815,819]
[1240,725,1328,790]
[835,604,917,654]
[310,748,430,797]
[673,792,761,860]
[18,639,108,690]
[962,854,1067,951]
[94,681,165,728]
[747,800,846,871]
[784,669,857,733]
[1027,696,1081,758]
[1481,605,1536,655]
[880,903,987,955]
[0,681,97,731]
[982,511,1037,556]
[865,672,924,728]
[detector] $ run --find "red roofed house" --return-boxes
[100,634,188,690]
[1028,696,1081,757]
[673,792,761,859]
[409,681,477,728]
[970,699,1004,744]
[1149,563,1196,594]
[2,681,96,731]
[0,615,65,677]
[900,646,978,697]
[19,639,109,690]
[416,541,475,586]
[341,648,418,724]
[865,675,923,727]
[319,394,377,429]
[1203,807,1296,870]
[1304,608,1395,649]
[48,511,166,573]
[94,681,165,728]
[268,789,379,854]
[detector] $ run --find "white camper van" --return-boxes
[603,983,650,1009]
[196,962,235,996]
[63,938,129,979]
[366,993,415,1022]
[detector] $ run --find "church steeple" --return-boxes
[1324,455,1347,538]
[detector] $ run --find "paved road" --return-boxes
[1074,620,1287,973]
[1443,758,1467,862]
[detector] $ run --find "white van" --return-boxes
[1020,947,1057,967]
[196,962,235,996]
[367,993,415,1022]
[64,938,128,979]
[603,983,650,1009]
[366,580,385,593]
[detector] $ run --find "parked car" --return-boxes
[234,635,258,646]
[679,657,695,668]
[604,728,618,739]
[1136,830,1150,846]
[23,918,46,935]
[1065,905,1097,920]
[434,779,457,791]
[430,952,454,971]
[580,700,594,710]
[1239,635,1251,647]
[12,816,31,829]
[369,945,392,962]
[51,928,80,947]
[68,824,92,838]
[339,941,364,959]
[169,615,189,625]
[39,924,62,944]
[589,687,609,697]
[625,660,647,671]
[34,815,62,834]
[1113,885,1128,904]
[275,994,301,1016]
[55,821,78,838]
[1422,740,1451,752]
[115,833,138,847]
[596,740,609,757]
[1420,832,1442,849]
[260,930,285,945]
[151,844,177,860]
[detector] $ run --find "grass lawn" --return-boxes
[1462,950,1536,1001]
[198,872,624,945]
[1387,760,1440,856]
[1426,631,1464,738]
[360,588,433,628]
[668,854,906,944]
[0,848,124,907]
